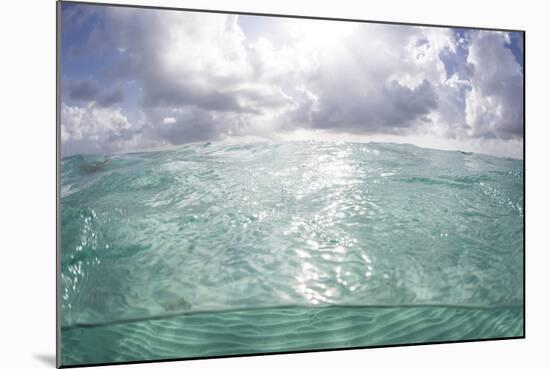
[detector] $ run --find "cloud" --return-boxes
[96,87,124,107]
[310,79,438,134]
[68,80,98,101]
[60,4,524,158]
[65,80,124,107]
[465,31,524,139]
[273,23,457,136]
[145,107,222,145]
[61,103,140,156]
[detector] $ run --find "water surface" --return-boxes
[60,141,524,365]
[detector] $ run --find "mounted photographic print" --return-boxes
[57,0,525,367]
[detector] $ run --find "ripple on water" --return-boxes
[60,141,524,365]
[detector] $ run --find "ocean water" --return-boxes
[60,141,524,366]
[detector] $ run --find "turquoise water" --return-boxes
[60,141,524,366]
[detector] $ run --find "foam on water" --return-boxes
[60,141,523,365]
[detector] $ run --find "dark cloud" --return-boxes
[142,83,258,114]
[149,110,221,145]
[379,80,438,129]
[310,80,437,134]
[66,80,123,107]
[68,80,98,101]
[97,87,124,107]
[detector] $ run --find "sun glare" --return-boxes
[288,19,357,48]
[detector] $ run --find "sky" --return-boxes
[60,3,524,158]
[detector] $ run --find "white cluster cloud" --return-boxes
[61,103,142,155]
[60,5,524,157]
